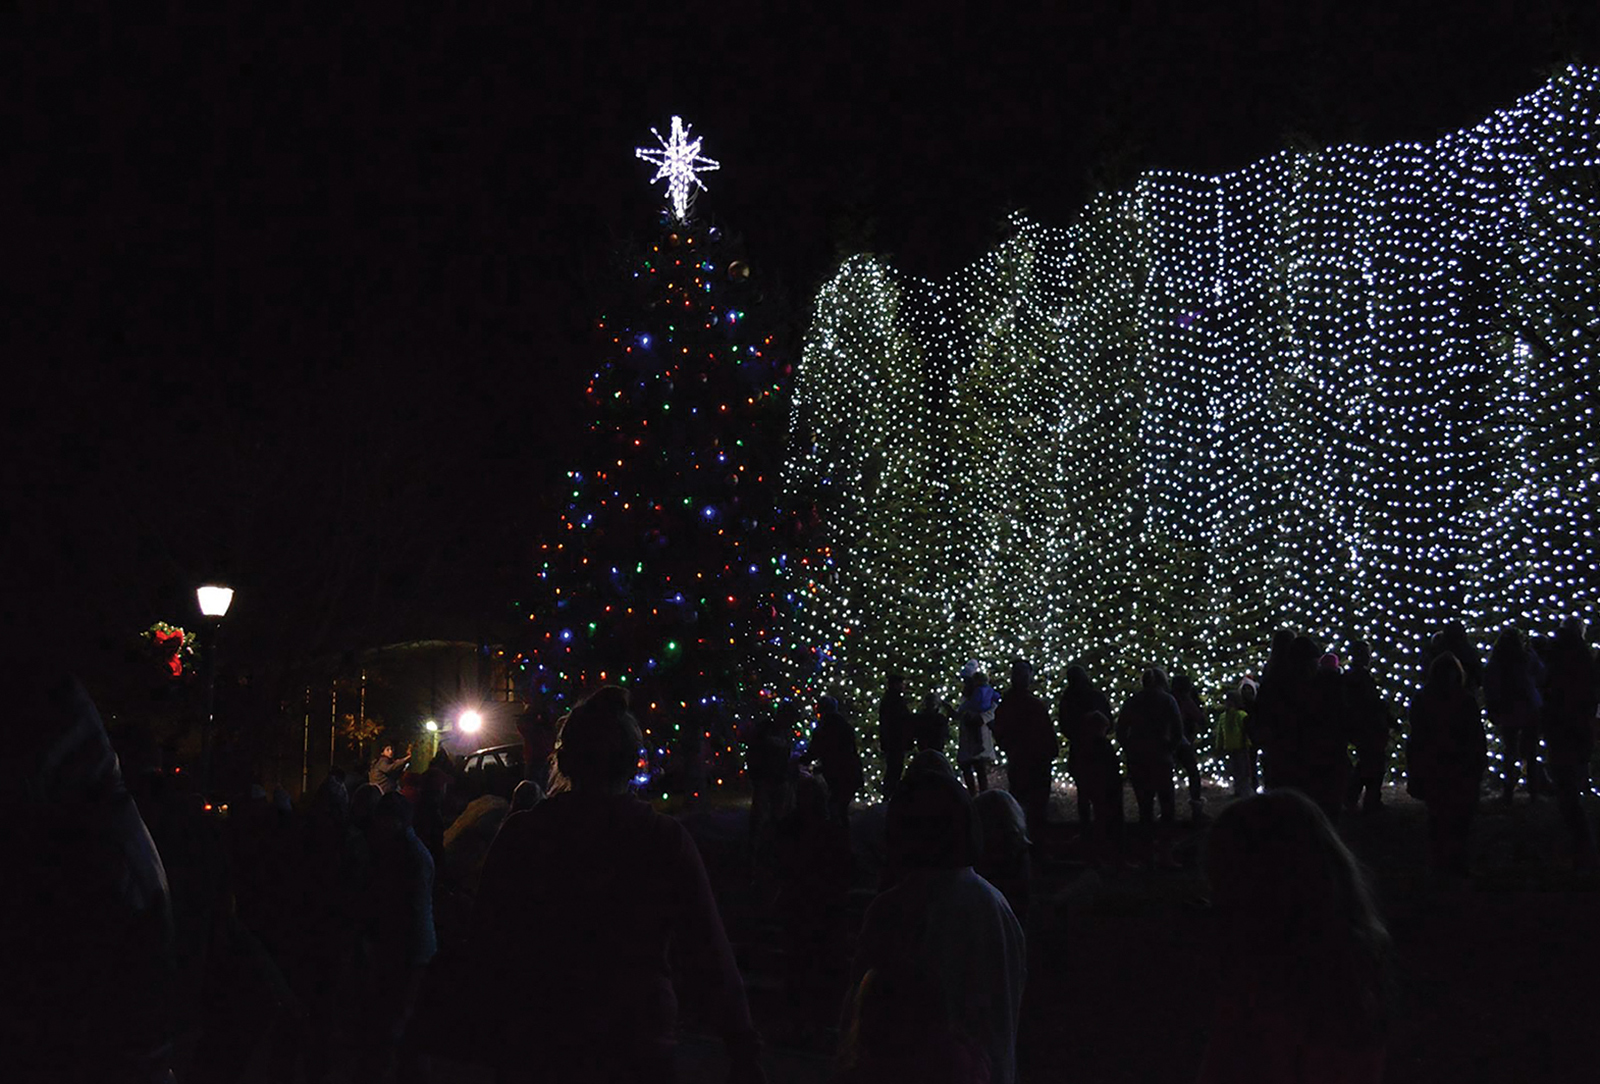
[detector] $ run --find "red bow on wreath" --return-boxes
[152,627,186,677]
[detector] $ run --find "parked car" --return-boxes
[454,743,524,800]
[455,743,523,776]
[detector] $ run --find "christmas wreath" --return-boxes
[141,621,194,678]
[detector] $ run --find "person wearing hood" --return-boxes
[972,787,1033,924]
[989,659,1058,847]
[1217,680,1258,798]
[0,673,176,1083]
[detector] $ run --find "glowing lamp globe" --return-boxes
[423,719,438,733]
[458,710,484,735]
[196,585,234,618]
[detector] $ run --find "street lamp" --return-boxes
[196,584,233,794]
[197,585,235,619]
[458,709,484,736]
[424,718,439,759]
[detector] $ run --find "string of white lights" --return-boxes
[779,65,1599,769]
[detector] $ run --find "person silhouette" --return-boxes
[1117,668,1183,867]
[956,666,999,794]
[3,674,176,1083]
[1484,627,1544,805]
[1197,789,1393,1083]
[1057,665,1113,826]
[1540,619,1599,869]
[848,760,1025,1084]
[801,696,863,833]
[1343,642,1396,813]
[472,685,766,1082]
[879,673,915,799]
[989,660,1058,847]
[1406,653,1487,876]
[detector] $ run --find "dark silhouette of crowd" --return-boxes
[11,614,1597,1082]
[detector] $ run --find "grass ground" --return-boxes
[679,776,1600,1083]
[328,771,1600,1083]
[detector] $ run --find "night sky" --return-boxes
[9,1,1595,695]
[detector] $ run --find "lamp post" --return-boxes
[196,584,234,794]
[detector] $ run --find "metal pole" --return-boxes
[200,620,219,795]
[329,680,337,771]
[302,685,311,796]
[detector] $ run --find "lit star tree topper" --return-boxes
[636,115,720,222]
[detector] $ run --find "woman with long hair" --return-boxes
[1197,789,1394,1083]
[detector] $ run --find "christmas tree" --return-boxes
[515,117,787,787]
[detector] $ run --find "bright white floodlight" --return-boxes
[196,585,234,618]
[458,709,484,735]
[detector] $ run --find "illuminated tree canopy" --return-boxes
[781,65,1599,709]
